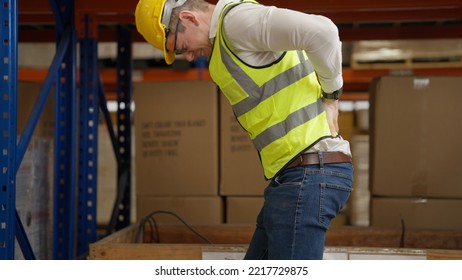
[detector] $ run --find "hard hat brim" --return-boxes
[164,45,176,65]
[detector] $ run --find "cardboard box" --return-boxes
[219,95,268,196]
[134,81,219,196]
[371,197,462,230]
[226,196,264,224]
[136,195,224,225]
[350,134,370,226]
[338,110,356,143]
[370,76,462,198]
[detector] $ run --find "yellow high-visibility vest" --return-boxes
[209,0,332,179]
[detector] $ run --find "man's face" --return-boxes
[165,11,212,62]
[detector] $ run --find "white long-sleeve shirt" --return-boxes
[210,0,351,156]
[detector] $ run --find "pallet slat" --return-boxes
[89,225,462,260]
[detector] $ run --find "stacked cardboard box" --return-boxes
[338,109,356,143]
[134,80,223,225]
[369,76,462,230]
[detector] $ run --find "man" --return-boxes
[135,0,353,260]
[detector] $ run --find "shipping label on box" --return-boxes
[134,81,219,196]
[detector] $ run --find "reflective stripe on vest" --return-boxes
[209,1,332,179]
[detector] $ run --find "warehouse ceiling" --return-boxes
[18,0,462,42]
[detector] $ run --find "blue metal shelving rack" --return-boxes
[1,0,133,260]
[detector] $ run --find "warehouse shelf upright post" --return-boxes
[106,25,133,235]
[51,0,79,260]
[1,0,37,260]
[76,13,99,258]
[0,0,19,260]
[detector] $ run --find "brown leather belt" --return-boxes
[286,152,352,169]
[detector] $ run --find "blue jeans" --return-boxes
[244,161,353,260]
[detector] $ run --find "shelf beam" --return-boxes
[17,23,462,43]
[17,0,462,42]
[18,0,462,15]
[18,0,462,23]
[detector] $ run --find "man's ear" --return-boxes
[179,10,199,26]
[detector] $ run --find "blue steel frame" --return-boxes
[1,0,35,260]
[1,0,76,260]
[51,0,78,260]
[0,0,18,260]
[76,14,98,258]
[107,25,132,233]
[2,0,133,259]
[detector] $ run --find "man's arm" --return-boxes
[225,4,343,94]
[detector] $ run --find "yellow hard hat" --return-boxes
[135,0,187,64]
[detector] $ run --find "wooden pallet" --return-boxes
[89,224,462,260]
